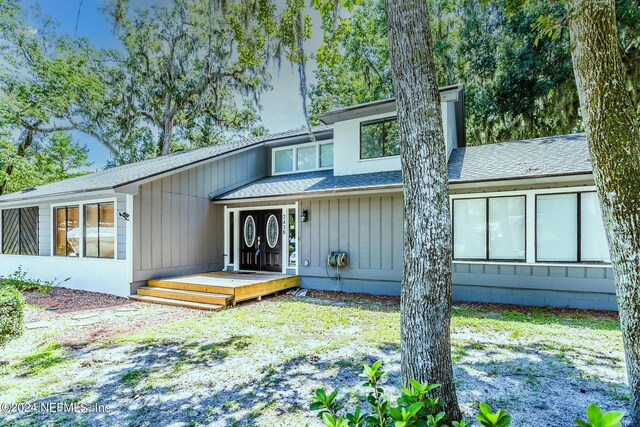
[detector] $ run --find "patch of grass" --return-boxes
[21,343,68,376]
[120,369,148,388]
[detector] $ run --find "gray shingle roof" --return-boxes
[0,126,331,203]
[216,133,592,200]
[448,133,591,183]
[215,169,403,200]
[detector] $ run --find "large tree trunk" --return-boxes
[566,0,640,423]
[384,0,461,422]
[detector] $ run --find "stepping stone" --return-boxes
[71,313,99,320]
[26,321,52,329]
[75,319,101,326]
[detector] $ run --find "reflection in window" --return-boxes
[84,202,115,258]
[55,206,80,257]
[274,149,294,173]
[360,117,400,159]
[319,143,334,168]
[288,208,296,267]
[297,146,316,171]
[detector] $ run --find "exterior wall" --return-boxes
[332,101,457,176]
[0,255,130,296]
[0,192,130,296]
[132,147,266,284]
[223,187,617,310]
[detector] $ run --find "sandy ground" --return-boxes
[0,287,630,426]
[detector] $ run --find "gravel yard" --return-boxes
[0,287,629,426]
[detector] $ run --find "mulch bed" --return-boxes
[23,287,134,314]
[304,289,619,321]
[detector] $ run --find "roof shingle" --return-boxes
[215,133,592,200]
[0,126,331,203]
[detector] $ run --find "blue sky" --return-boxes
[19,0,318,170]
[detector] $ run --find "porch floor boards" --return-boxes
[130,271,300,311]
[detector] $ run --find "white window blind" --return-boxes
[453,198,487,259]
[580,192,611,262]
[536,193,578,262]
[489,196,526,260]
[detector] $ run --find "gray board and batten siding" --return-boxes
[222,188,616,311]
[131,147,267,286]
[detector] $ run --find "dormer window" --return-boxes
[360,117,400,159]
[272,142,334,175]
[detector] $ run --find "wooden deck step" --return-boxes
[129,295,224,311]
[147,279,235,295]
[137,286,232,306]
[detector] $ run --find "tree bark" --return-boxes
[566,0,640,423]
[383,0,461,422]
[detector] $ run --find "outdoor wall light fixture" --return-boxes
[301,210,309,223]
[119,211,131,221]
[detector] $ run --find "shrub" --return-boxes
[0,285,25,347]
[308,360,462,427]
[0,266,56,293]
[575,403,624,427]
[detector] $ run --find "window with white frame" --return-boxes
[453,196,526,261]
[272,142,334,175]
[536,192,610,263]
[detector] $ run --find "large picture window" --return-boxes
[453,196,526,261]
[360,117,400,159]
[272,142,334,175]
[84,202,115,258]
[536,192,609,263]
[1,207,39,255]
[54,206,80,257]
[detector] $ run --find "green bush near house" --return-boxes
[0,266,56,293]
[0,285,25,347]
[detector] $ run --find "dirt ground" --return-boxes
[0,287,630,427]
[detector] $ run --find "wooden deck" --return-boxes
[130,272,300,311]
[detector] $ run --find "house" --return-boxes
[0,84,617,310]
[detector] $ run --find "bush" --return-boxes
[0,266,55,293]
[0,285,25,347]
[308,360,474,427]
[308,360,625,427]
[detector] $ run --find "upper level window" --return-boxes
[84,202,115,258]
[453,196,526,261]
[272,142,334,175]
[536,192,610,263]
[54,206,80,257]
[360,117,400,159]
[1,207,39,255]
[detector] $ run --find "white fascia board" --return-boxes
[0,189,117,208]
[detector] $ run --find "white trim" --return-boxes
[225,204,298,275]
[451,185,611,266]
[271,141,334,175]
[0,190,117,208]
[126,194,134,285]
[50,197,118,261]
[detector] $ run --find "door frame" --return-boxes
[224,203,298,275]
